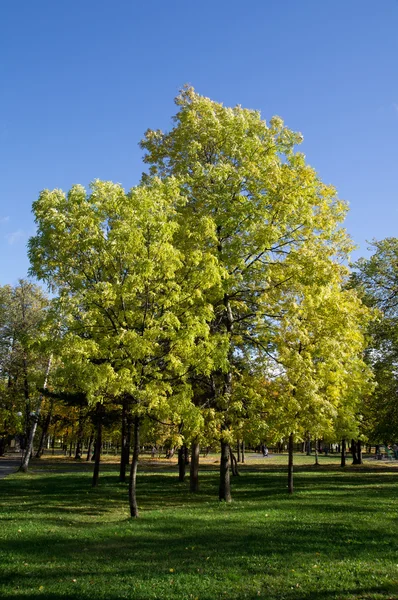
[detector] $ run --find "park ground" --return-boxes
[1,453,398,600]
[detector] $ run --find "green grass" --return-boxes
[1,454,398,600]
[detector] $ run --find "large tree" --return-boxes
[29,178,223,516]
[141,86,361,499]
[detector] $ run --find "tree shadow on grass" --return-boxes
[2,465,398,599]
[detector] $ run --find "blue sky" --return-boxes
[1,0,397,285]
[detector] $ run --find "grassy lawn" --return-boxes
[1,454,398,600]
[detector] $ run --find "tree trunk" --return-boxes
[74,407,84,460]
[356,439,363,465]
[237,439,241,463]
[288,432,294,494]
[351,438,360,465]
[306,434,311,455]
[190,440,200,493]
[241,440,245,463]
[35,398,54,459]
[229,446,239,476]
[341,438,346,467]
[86,432,93,461]
[219,440,231,502]
[128,417,140,518]
[314,437,319,465]
[92,404,103,487]
[119,398,128,482]
[51,425,57,455]
[68,430,73,457]
[20,357,52,473]
[219,293,233,501]
[178,446,186,482]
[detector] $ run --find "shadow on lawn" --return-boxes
[0,466,398,600]
[2,585,398,600]
[2,463,398,599]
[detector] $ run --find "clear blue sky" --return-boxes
[1,0,398,285]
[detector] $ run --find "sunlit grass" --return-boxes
[1,454,398,599]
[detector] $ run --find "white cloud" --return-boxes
[6,229,25,245]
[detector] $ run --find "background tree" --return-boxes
[0,280,50,460]
[352,238,398,445]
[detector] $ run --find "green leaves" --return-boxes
[28,87,373,458]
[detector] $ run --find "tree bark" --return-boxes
[35,397,54,458]
[74,406,84,459]
[92,404,103,487]
[20,357,52,473]
[237,439,241,463]
[128,416,140,518]
[119,398,128,482]
[241,440,245,463]
[219,440,231,502]
[229,446,239,476]
[351,438,360,465]
[356,439,363,465]
[190,440,200,492]
[341,438,346,467]
[51,425,57,455]
[314,437,319,465]
[178,445,186,482]
[219,293,234,502]
[288,432,294,494]
[86,432,93,461]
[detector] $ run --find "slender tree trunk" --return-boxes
[128,417,140,518]
[20,357,52,473]
[341,438,346,467]
[229,446,239,476]
[356,439,363,465]
[119,398,128,482]
[51,425,57,455]
[23,357,30,444]
[314,437,319,465]
[178,446,186,482]
[219,293,234,501]
[190,440,200,492]
[92,404,103,487]
[241,440,245,463]
[184,445,189,465]
[288,432,294,494]
[219,440,231,502]
[86,432,93,461]
[237,439,241,463]
[35,404,53,458]
[351,438,359,465]
[74,407,84,459]
[306,434,311,455]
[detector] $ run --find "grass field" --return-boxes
[1,453,398,600]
